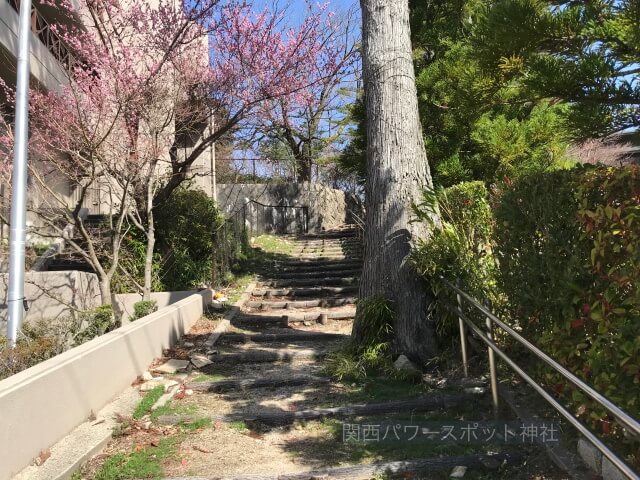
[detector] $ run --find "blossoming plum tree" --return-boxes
[0,0,345,304]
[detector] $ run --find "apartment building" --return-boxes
[0,0,215,245]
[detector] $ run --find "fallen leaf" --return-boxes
[35,449,51,466]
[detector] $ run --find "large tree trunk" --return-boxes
[352,0,440,365]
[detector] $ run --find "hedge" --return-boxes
[413,165,640,434]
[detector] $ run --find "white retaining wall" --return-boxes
[0,289,212,480]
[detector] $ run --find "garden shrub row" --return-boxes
[413,165,640,432]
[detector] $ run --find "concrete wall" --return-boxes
[114,290,198,323]
[217,182,351,233]
[0,288,212,480]
[0,271,101,332]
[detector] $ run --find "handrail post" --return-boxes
[485,298,499,414]
[456,280,469,378]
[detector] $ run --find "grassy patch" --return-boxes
[224,272,255,304]
[252,235,294,255]
[190,373,227,383]
[94,437,179,480]
[133,386,165,420]
[228,420,249,432]
[150,400,199,421]
[180,418,212,431]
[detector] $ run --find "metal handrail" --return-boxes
[245,199,308,211]
[347,208,365,242]
[440,277,640,479]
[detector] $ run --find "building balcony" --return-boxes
[0,0,76,91]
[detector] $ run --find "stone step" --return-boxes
[290,244,361,252]
[244,296,358,310]
[292,243,362,250]
[265,268,361,280]
[293,238,361,245]
[157,394,471,427]
[251,285,359,298]
[186,375,331,393]
[219,332,349,344]
[233,310,355,326]
[294,254,354,261]
[247,395,473,426]
[207,348,323,364]
[171,452,521,480]
[290,249,361,256]
[270,260,363,272]
[298,231,357,240]
[261,276,359,288]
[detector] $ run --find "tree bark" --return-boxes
[353,0,440,364]
[142,163,157,302]
[142,214,155,302]
[98,278,112,307]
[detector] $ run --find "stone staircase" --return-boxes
[90,226,566,479]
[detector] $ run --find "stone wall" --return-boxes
[0,271,101,332]
[217,182,352,233]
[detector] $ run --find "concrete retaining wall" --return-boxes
[217,182,351,233]
[0,289,212,480]
[0,271,101,332]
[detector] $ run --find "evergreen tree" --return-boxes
[473,0,640,137]
[411,0,571,186]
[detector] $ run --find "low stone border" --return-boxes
[0,289,212,480]
[498,385,595,479]
[577,437,628,480]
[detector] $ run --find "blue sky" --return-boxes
[250,0,360,23]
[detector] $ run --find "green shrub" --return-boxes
[130,300,158,321]
[492,166,640,428]
[155,188,224,290]
[493,169,590,339]
[74,305,119,346]
[325,342,394,382]
[0,322,68,380]
[0,307,121,380]
[411,181,498,344]
[111,230,163,295]
[415,166,640,434]
[353,295,394,349]
[550,167,640,425]
[326,296,414,381]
